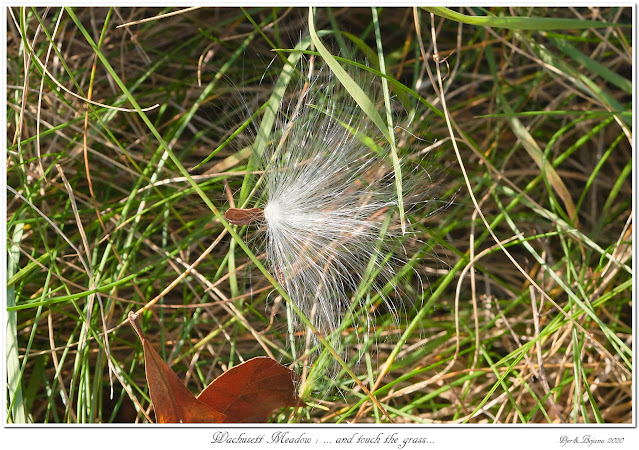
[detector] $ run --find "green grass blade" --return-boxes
[424,7,628,30]
[7,212,27,423]
[308,7,406,233]
[550,36,632,94]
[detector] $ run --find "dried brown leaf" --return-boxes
[129,312,226,423]
[197,356,304,423]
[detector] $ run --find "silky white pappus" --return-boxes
[225,53,433,370]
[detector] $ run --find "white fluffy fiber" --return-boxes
[255,61,414,354]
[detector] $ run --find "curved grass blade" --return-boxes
[308,7,406,234]
[424,7,629,30]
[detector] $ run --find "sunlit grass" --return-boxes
[6,6,632,424]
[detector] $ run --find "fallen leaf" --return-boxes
[129,312,226,423]
[197,356,304,423]
[129,312,303,423]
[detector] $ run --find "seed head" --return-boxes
[228,58,430,368]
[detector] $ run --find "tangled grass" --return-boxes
[6,6,632,424]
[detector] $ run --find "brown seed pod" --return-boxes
[224,207,265,226]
